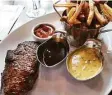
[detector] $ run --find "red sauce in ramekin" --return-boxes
[34,24,54,38]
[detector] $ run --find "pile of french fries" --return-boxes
[55,0,112,28]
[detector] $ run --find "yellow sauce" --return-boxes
[68,47,102,80]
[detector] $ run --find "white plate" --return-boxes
[0,12,112,95]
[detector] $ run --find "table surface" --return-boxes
[0,0,63,33]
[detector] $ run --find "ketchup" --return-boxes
[34,24,54,38]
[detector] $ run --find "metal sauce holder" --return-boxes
[53,1,100,47]
[53,0,62,18]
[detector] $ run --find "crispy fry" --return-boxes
[66,2,77,5]
[68,2,84,24]
[104,3,112,17]
[66,1,74,14]
[87,0,94,26]
[67,7,76,20]
[54,3,77,7]
[94,6,108,25]
[100,4,112,21]
[56,0,112,28]
[66,7,71,14]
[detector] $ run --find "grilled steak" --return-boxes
[1,41,40,95]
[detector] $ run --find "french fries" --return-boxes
[68,2,84,24]
[66,7,71,15]
[87,0,94,26]
[94,6,107,25]
[54,3,77,7]
[66,1,73,14]
[100,4,112,21]
[55,0,112,28]
[67,7,76,20]
[104,3,112,16]
[104,3,112,18]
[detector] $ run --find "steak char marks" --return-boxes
[2,41,40,95]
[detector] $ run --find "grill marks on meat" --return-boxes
[2,41,40,95]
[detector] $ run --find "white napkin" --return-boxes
[98,22,112,53]
[0,5,24,41]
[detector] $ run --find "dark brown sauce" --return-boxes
[43,40,67,66]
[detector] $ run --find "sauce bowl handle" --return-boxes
[53,0,63,18]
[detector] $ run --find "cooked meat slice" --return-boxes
[1,41,40,95]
